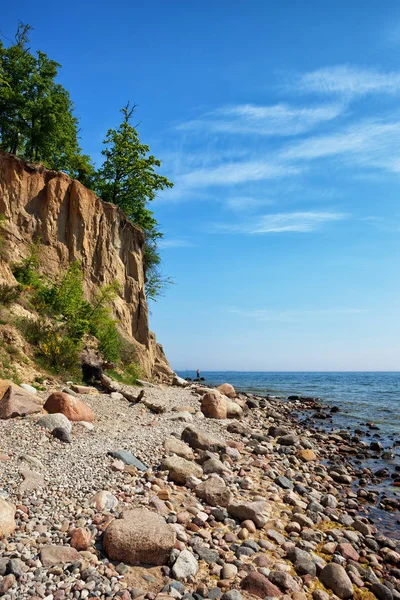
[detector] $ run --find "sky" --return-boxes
[2,1,400,371]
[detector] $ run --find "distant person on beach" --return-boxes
[196,369,200,379]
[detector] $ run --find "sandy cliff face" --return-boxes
[0,151,172,381]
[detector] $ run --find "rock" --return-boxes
[70,384,98,394]
[240,572,282,598]
[172,374,189,387]
[371,583,393,600]
[52,427,72,443]
[321,494,338,509]
[195,475,232,507]
[217,383,236,398]
[19,468,44,493]
[298,449,317,461]
[164,438,194,460]
[37,413,72,433]
[90,490,118,511]
[201,391,227,419]
[319,563,354,599]
[228,500,270,528]
[40,545,81,567]
[103,508,176,566]
[337,543,359,562]
[287,548,316,576]
[0,499,16,538]
[277,434,298,446]
[226,401,243,419]
[181,427,226,452]
[353,519,371,536]
[268,571,300,593]
[70,528,92,551]
[203,456,229,475]
[142,397,168,413]
[107,450,148,470]
[162,456,203,484]
[221,592,243,600]
[44,391,94,422]
[222,563,238,579]
[0,574,15,595]
[172,549,198,579]
[276,475,293,489]
[0,380,42,419]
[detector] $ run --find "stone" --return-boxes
[0,380,42,419]
[240,572,282,598]
[44,391,94,422]
[52,427,72,443]
[337,543,359,562]
[268,571,300,593]
[181,426,226,451]
[37,413,72,433]
[319,563,354,599]
[164,438,194,460]
[103,508,176,566]
[298,449,317,461]
[162,456,203,484]
[226,401,243,418]
[203,456,229,475]
[221,563,238,579]
[70,384,98,394]
[108,450,148,470]
[228,500,270,528]
[276,475,293,489]
[19,468,44,493]
[287,548,316,576]
[201,391,227,419]
[195,476,232,507]
[90,490,118,511]
[40,545,81,567]
[371,583,393,600]
[0,574,15,595]
[217,383,236,398]
[221,592,243,600]
[172,374,189,387]
[20,383,37,394]
[142,397,168,413]
[70,528,92,551]
[0,498,16,537]
[277,434,298,446]
[172,549,198,579]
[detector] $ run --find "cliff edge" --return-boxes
[0,151,173,382]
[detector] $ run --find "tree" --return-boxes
[0,22,94,179]
[95,103,173,300]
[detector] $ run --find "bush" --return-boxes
[12,242,43,288]
[0,283,20,306]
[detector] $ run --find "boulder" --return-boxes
[0,380,42,419]
[161,456,203,484]
[0,498,16,537]
[181,426,226,451]
[44,392,94,422]
[164,438,194,460]
[103,508,175,565]
[228,500,271,528]
[319,563,354,599]
[241,572,282,598]
[226,401,243,418]
[201,391,227,419]
[37,413,72,433]
[298,449,317,461]
[195,475,232,507]
[40,545,81,567]
[172,549,198,579]
[217,383,236,398]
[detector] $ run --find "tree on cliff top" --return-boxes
[95,103,174,301]
[0,22,94,184]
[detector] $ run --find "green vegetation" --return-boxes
[12,256,142,376]
[0,283,20,306]
[0,24,174,299]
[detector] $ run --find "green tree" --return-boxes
[0,22,95,179]
[95,103,173,300]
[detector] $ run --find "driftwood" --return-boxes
[99,374,145,403]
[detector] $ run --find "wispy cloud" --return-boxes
[178,102,344,136]
[295,65,400,97]
[229,307,367,322]
[215,211,348,234]
[224,195,274,212]
[158,238,194,249]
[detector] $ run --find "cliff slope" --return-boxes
[0,151,172,381]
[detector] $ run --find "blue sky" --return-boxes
[2,1,400,371]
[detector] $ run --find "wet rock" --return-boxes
[319,563,354,599]
[103,508,176,565]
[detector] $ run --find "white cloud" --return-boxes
[178,102,344,136]
[229,307,367,322]
[296,65,400,97]
[224,195,274,211]
[215,211,347,234]
[158,238,194,248]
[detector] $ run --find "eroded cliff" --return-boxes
[0,151,172,381]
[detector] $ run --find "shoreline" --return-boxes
[0,378,398,599]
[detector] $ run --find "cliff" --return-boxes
[0,151,172,381]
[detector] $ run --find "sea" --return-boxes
[176,371,400,537]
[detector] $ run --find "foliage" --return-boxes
[108,363,143,386]
[0,22,95,178]
[94,103,174,300]
[12,241,43,288]
[0,283,20,306]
